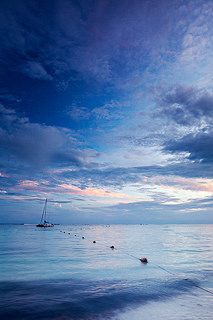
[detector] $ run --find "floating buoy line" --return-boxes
[58,228,213,296]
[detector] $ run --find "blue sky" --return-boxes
[0,0,212,224]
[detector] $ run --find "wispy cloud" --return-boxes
[20,61,53,80]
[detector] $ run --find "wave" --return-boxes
[0,277,200,320]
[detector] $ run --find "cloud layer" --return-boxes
[0,0,212,223]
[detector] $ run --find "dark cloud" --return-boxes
[159,86,213,126]
[165,130,213,163]
[0,0,181,84]
[0,105,98,169]
[155,85,213,163]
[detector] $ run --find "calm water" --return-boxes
[0,224,212,319]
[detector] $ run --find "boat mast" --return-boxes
[44,198,47,222]
[40,198,47,223]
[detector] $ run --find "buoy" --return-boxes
[140,257,148,264]
[75,234,76,236]
[93,241,96,243]
[82,236,85,239]
[110,246,115,249]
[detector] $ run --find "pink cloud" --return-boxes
[19,180,40,189]
[58,183,127,198]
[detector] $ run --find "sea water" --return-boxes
[0,224,212,319]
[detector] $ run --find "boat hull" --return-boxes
[36,224,54,228]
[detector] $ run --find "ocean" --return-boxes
[0,224,212,319]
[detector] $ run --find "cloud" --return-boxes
[67,101,125,122]
[141,85,213,164]
[8,177,139,206]
[0,171,8,177]
[74,196,213,224]
[92,101,124,120]
[56,162,213,194]
[20,61,53,80]
[179,1,213,65]
[68,106,90,121]
[165,130,213,163]
[0,0,186,84]
[0,93,20,103]
[0,0,211,95]
[160,86,213,126]
[19,180,39,189]
[0,105,98,168]
[0,1,212,223]
[58,183,127,198]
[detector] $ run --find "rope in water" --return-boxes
[58,228,213,295]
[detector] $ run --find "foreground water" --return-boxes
[0,224,212,319]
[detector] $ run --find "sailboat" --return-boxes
[36,199,54,228]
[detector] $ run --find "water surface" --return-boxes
[0,224,212,319]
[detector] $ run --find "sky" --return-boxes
[0,0,212,224]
